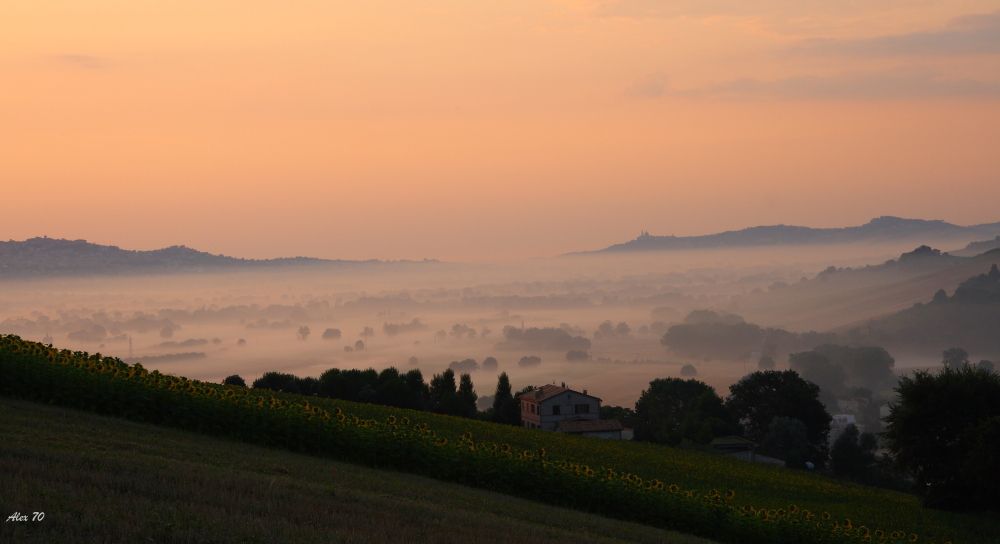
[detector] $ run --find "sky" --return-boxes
[2,0,999,261]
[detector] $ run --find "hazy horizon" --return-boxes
[4,1,1000,261]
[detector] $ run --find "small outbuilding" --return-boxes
[710,436,758,462]
[555,417,624,439]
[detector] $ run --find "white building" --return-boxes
[520,384,624,439]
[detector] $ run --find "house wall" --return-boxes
[542,391,599,431]
[521,390,601,431]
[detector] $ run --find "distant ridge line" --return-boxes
[0,237,441,279]
[571,216,1000,255]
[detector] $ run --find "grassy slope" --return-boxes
[284,394,1000,544]
[0,397,713,544]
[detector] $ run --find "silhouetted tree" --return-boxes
[252,372,317,396]
[788,351,846,396]
[634,378,738,446]
[883,364,1000,511]
[565,350,590,361]
[481,356,498,371]
[599,405,637,428]
[297,326,310,340]
[518,355,541,367]
[726,370,831,466]
[429,369,461,415]
[759,417,809,467]
[222,374,246,387]
[614,322,631,337]
[322,328,341,340]
[457,373,478,418]
[491,372,521,425]
[942,347,969,368]
[830,424,877,481]
[449,358,479,372]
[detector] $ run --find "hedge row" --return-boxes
[1,335,923,544]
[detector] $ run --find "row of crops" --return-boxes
[0,334,983,544]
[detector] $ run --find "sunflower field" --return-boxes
[2,335,993,544]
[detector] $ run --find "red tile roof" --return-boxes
[526,384,602,403]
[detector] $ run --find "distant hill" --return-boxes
[736,246,999,332]
[852,258,1000,355]
[583,216,1000,253]
[950,235,1000,257]
[0,237,433,278]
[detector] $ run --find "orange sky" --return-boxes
[2,1,999,261]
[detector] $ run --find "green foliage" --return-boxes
[3,335,997,544]
[222,374,246,387]
[491,372,521,426]
[759,417,809,465]
[961,416,1000,510]
[726,371,831,466]
[317,366,430,410]
[600,405,637,429]
[829,424,877,481]
[883,364,1000,511]
[634,378,738,446]
[456,372,478,418]
[253,371,318,396]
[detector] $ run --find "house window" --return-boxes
[552,405,561,415]
[574,404,590,414]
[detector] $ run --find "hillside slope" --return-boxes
[0,397,711,544]
[0,237,435,278]
[738,250,1000,331]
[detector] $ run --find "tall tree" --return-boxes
[883,364,1000,511]
[491,372,521,425]
[758,416,809,467]
[829,424,877,481]
[429,368,460,415]
[634,378,737,446]
[726,370,832,466]
[457,373,478,418]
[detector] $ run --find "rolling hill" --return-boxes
[584,217,1000,254]
[0,237,436,278]
[736,249,1000,332]
[0,397,711,544]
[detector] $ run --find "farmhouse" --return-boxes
[520,383,624,439]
